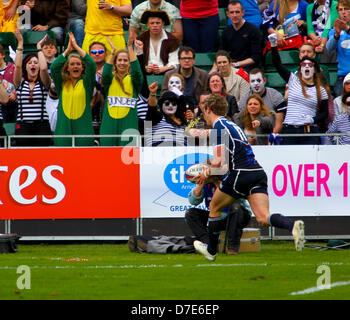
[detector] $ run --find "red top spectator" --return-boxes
[180,0,219,18]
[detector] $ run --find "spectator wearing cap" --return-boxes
[129,0,183,43]
[326,91,350,145]
[145,82,188,146]
[137,10,180,75]
[333,73,350,117]
[82,0,132,58]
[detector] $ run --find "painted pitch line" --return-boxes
[0,262,349,270]
[290,280,350,296]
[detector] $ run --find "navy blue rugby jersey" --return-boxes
[210,117,262,170]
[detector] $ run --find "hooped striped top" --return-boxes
[16,79,49,122]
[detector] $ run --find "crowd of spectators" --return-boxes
[0,0,350,147]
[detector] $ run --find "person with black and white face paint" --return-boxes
[268,33,331,145]
[326,91,350,145]
[239,68,286,137]
[145,81,187,146]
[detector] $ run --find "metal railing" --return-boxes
[1,132,350,148]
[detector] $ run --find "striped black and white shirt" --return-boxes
[326,114,350,145]
[284,73,328,126]
[16,80,49,122]
[137,94,187,146]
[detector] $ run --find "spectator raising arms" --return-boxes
[13,28,52,147]
[51,32,96,147]
[269,33,330,145]
[99,38,144,147]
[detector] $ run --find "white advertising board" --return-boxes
[140,145,350,218]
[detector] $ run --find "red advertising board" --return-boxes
[0,148,140,219]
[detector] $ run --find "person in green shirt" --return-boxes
[100,38,144,146]
[51,32,96,146]
[307,0,339,62]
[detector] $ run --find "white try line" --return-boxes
[0,262,349,270]
[290,280,350,296]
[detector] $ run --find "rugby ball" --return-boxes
[185,163,210,183]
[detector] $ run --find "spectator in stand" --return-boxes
[89,41,107,136]
[333,73,350,116]
[145,82,188,146]
[326,91,350,144]
[213,50,250,104]
[0,78,10,145]
[27,0,70,46]
[129,0,183,43]
[137,10,180,75]
[269,32,330,145]
[239,68,286,135]
[228,0,263,28]
[41,37,58,74]
[0,44,17,123]
[233,94,276,145]
[306,0,338,63]
[220,0,262,71]
[207,72,239,119]
[263,0,308,50]
[13,28,52,147]
[99,37,144,147]
[161,46,208,104]
[0,0,20,32]
[180,0,220,53]
[50,32,96,147]
[66,0,87,48]
[82,0,132,58]
[326,0,350,98]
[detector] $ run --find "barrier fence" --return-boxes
[1,133,350,241]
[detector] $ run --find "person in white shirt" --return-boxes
[137,10,180,74]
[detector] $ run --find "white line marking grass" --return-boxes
[290,280,350,296]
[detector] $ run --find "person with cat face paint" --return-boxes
[326,91,350,145]
[268,33,331,145]
[239,68,286,136]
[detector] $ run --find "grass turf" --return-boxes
[0,241,349,300]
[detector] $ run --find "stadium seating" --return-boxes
[219,8,228,30]
[263,49,300,72]
[194,52,216,72]
[22,30,56,53]
[265,72,286,94]
[0,32,17,59]
[146,74,163,97]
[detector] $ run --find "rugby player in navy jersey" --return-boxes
[194,94,305,261]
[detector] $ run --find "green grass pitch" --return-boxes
[0,241,349,300]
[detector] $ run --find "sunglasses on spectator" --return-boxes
[300,62,314,68]
[91,49,105,55]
